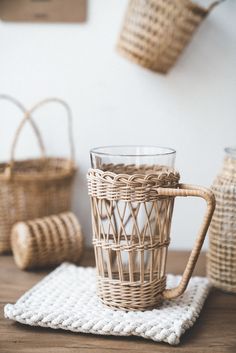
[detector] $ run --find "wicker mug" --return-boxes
[117,0,226,73]
[87,146,215,311]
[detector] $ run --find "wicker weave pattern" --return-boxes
[207,157,236,293]
[0,96,76,253]
[88,166,215,310]
[0,161,74,253]
[88,167,178,310]
[117,0,221,73]
[11,212,83,270]
[88,168,180,202]
[96,275,166,310]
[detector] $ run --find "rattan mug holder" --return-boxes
[88,167,215,311]
[117,0,226,74]
[0,95,76,253]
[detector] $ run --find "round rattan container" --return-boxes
[207,148,236,293]
[0,96,76,253]
[117,0,225,73]
[11,212,83,270]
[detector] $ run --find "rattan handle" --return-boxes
[208,0,226,11]
[0,94,46,177]
[10,97,75,170]
[158,183,215,300]
[28,98,75,161]
[9,110,47,174]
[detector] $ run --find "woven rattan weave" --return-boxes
[0,96,76,253]
[87,166,215,311]
[207,156,236,293]
[11,212,83,270]
[117,0,225,73]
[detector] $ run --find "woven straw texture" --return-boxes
[4,263,211,345]
[87,166,215,311]
[11,212,83,270]
[0,96,76,253]
[207,156,236,293]
[117,0,223,73]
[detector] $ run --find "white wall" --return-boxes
[0,0,235,250]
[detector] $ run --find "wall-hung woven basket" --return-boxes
[0,96,76,253]
[117,0,225,73]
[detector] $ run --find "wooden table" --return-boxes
[0,249,235,353]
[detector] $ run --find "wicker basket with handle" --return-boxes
[0,96,76,253]
[117,0,226,74]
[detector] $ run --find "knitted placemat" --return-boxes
[4,264,210,345]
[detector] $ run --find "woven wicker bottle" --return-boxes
[207,148,236,293]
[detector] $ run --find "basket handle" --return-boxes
[0,94,46,177]
[208,0,226,11]
[156,183,215,300]
[9,97,75,172]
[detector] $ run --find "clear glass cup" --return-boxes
[90,145,176,171]
[90,145,176,298]
[88,145,215,310]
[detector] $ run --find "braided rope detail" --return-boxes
[4,264,211,345]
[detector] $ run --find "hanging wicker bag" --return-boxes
[117,0,226,73]
[11,212,83,270]
[0,96,76,253]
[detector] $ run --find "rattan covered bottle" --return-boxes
[207,147,236,293]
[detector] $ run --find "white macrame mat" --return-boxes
[4,263,210,345]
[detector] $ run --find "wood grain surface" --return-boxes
[0,249,235,353]
[0,0,87,23]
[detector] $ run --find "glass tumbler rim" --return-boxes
[90,145,176,158]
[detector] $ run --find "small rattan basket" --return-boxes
[207,151,236,293]
[0,96,76,253]
[117,0,225,73]
[11,212,83,270]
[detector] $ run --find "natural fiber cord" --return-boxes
[4,263,211,345]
